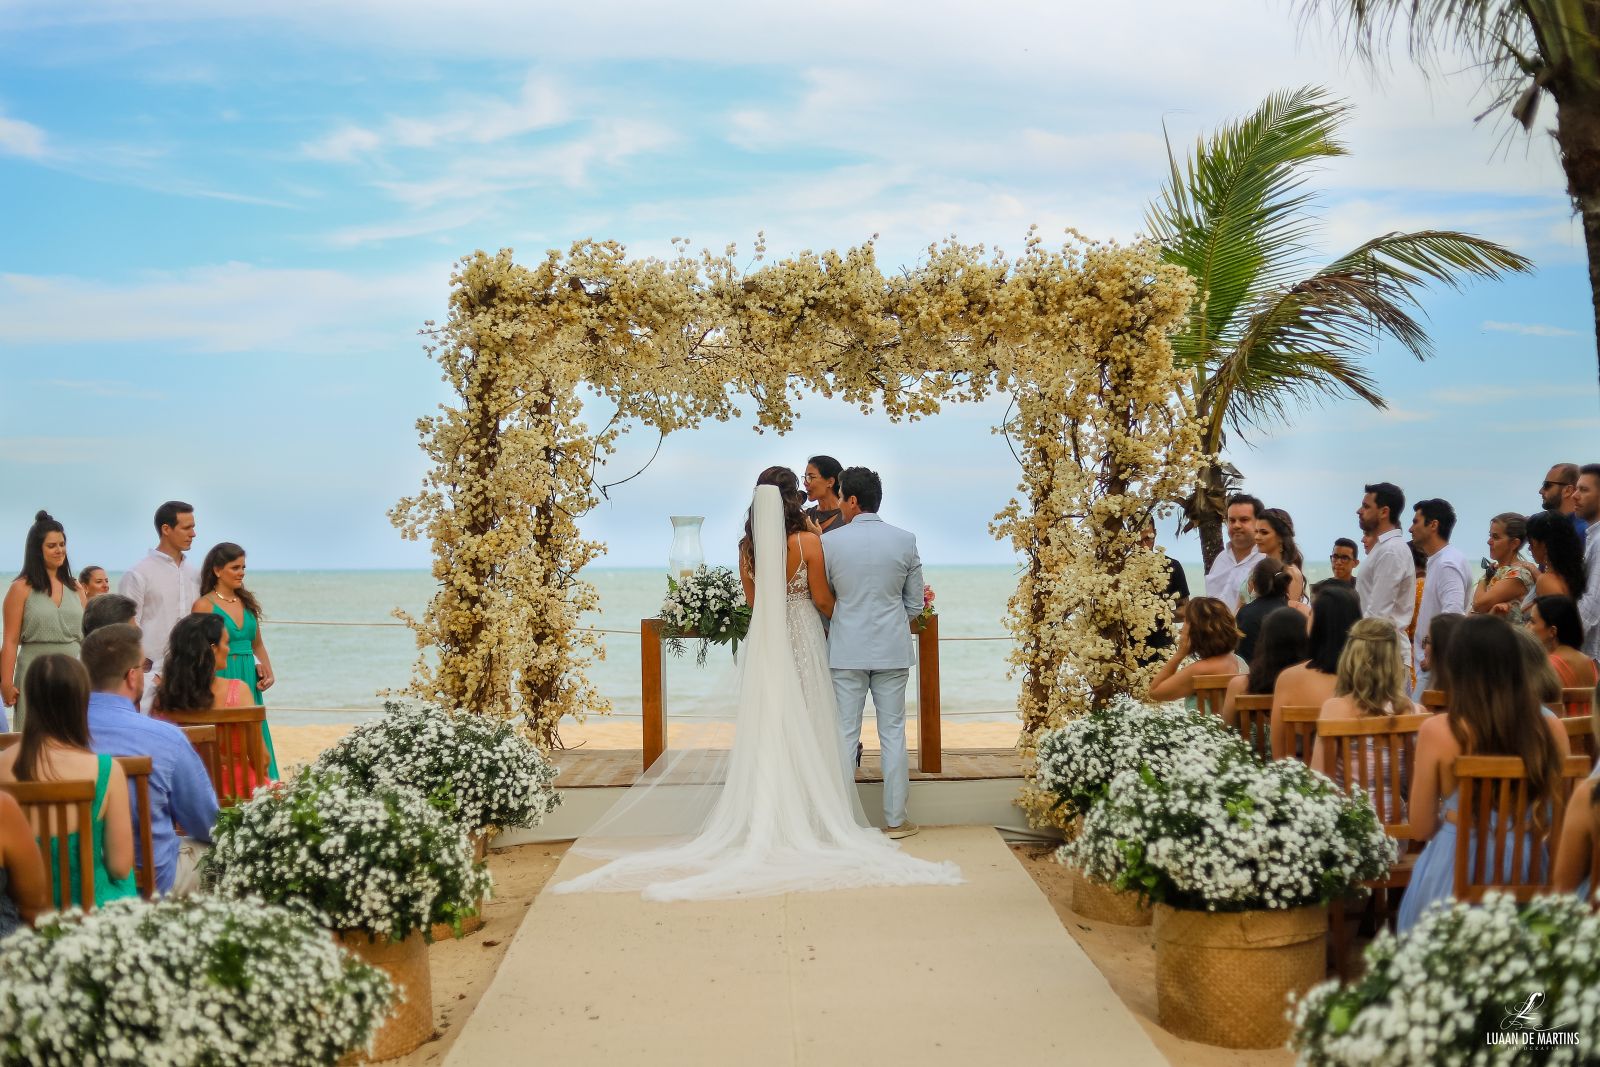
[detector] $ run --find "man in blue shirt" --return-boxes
[81,623,218,895]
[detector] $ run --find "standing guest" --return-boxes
[1408,499,1473,693]
[1204,494,1264,607]
[1575,465,1600,660]
[77,567,110,600]
[1405,541,1427,647]
[1241,508,1306,609]
[1235,558,1292,662]
[1221,606,1308,727]
[1526,509,1587,599]
[1147,597,1246,708]
[1138,519,1189,662]
[1471,512,1538,624]
[1356,482,1418,672]
[0,790,48,935]
[1420,612,1466,699]
[803,456,847,533]
[1271,585,1362,759]
[2,511,87,732]
[1312,539,1360,596]
[119,501,199,713]
[1540,462,1585,540]
[82,594,138,639]
[1362,530,1377,557]
[0,655,136,907]
[82,623,218,896]
[1312,619,1414,812]
[156,614,270,796]
[1528,594,1598,693]
[193,543,277,779]
[1397,616,1570,932]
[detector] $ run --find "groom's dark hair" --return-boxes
[839,467,882,513]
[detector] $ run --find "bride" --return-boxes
[550,467,963,901]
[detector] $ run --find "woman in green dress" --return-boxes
[0,654,136,908]
[1,511,87,732]
[193,542,278,778]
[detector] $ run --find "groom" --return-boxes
[823,467,924,840]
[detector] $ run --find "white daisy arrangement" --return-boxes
[0,896,392,1067]
[660,565,751,665]
[1060,741,1394,912]
[207,769,493,942]
[1034,694,1248,820]
[1291,893,1600,1066]
[315,699,561,835]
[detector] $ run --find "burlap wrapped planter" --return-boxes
[338,930,434,1062]
[431,831,491,941]
[1153,903,1326,1049]
[1068,867,1153,927]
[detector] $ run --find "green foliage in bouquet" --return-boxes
[660,565,752,665]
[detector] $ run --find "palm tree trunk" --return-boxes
[1190,458,1228,572]
[1552,87,1600,389]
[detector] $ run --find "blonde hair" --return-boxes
[1333,618,1411,716]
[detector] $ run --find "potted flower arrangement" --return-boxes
[660,564,751,665]
[1061,745,1394,1048]
[314,699,562,936]
[207,769,493,1061]
[1292,893,1600,1065]
[1035,696,1247,926]
[0,896,393,1066]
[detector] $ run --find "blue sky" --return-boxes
[0,1,1594,574]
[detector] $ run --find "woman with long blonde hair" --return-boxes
[1311,619,1412,813]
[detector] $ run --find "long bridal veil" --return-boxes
[550,484,963,901]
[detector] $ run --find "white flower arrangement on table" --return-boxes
[1292,893,1600,1066]
[0,896,392,1067]
[207,768,493,942]
[1060,741,1394,912]
[660,565,752,665]
[315,699,561,836]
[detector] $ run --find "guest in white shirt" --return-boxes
[1574,465,1600,660]
[117,501,198,713]
[1407,498,1472,694]
[1355,482,1417,670]
[1204,494,1264,607]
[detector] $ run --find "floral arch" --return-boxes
[391,233,1204,821]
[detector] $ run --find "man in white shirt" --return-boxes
[1408,497,1472,693]
[1573,465,1600,660]
[1355,482,1417,671]
[118,500,199,712]
[1204,494,1264,607]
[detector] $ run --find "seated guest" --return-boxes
[156,614,270,795]
[81,593,138,638]
[1312,619,1413,814]
[1515,623,1577,722]
[1526,509,1587,599]
[1221,606,1307,727]
[1552,687,1600,900]
[81,623,218,896]
[1271,585,1361,759]
[1419,612,1465,700]
[1529,594,1598,695]
[1398,616,1571,932]
[1235,558,1293,662]
[1147,597,1245,709]
[0,655,136,907]
[0,790,49,935]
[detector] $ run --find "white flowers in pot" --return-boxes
[1292,893,1600,1066]
[660,564,751,665]
[0,896,392,1067]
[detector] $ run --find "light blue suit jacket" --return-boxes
[822,513,923,670]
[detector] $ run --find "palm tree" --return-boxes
[1302,0,1600,387]
[1149,87,1533,568]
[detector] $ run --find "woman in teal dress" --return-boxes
[194,542,278,778]
[0,654,136,908]
[1,511,87,732]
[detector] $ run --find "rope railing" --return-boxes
[269,619,1013,640]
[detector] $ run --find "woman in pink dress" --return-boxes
[1528,595,1599,709]
[153,613,271,797]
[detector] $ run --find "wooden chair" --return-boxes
[1452,754,1590,903]
[0,778,98,911]
[1562,687,1595,719]
[1191,675,1235,720]
[162,708,268,806]
[1317,714,1430,976]
[113,756,156,900]
[1232,695,1273,761]
[0,732,15,750]
[179,725,221,795]
[1420,690,1448,712]
[1561,716,1597,769]
[1280,706,1321,766]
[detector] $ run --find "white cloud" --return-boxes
[0,110,47,159]
[303,124,383,162]
[1481,320,1579,337]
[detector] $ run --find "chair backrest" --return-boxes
[0,732,15,750]
[1452,754,1589,902]
[1191,675,1235,720]
[1561,716,1597,769]
[1315,714,1429,837]
[1280,706,1322,766]
[1420,690,1448,712]
[163,708,266,806]
[1232,694,1273,761]
[0,778,98,911]
[178,725,221,794]
[1561,687,1595,719]
[113,755,157,900]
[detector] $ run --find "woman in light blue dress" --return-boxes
[1398,616,1570,932]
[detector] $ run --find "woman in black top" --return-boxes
[1235,557,1293,661]
[803,455,846,532]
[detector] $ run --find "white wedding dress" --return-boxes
[550,485,963,901]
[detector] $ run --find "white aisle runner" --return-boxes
[445,826,1166,1066]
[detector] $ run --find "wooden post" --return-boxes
[641,618,666,771]
[916,615,942,774]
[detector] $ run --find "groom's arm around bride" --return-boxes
[822,467,923,837]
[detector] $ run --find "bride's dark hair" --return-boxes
[740,466,809,570]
